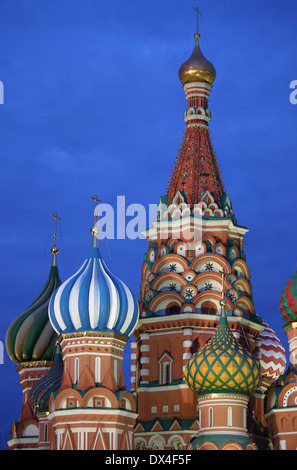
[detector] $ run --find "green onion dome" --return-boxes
[5,253,61,364]
[279,271,297,326]
[184,303,261,396]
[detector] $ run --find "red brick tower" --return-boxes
[132,17,283,450]
[265,272,297,450]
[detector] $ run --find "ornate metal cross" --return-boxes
[50,211,61,246]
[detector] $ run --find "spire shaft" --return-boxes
[50,212,61,266]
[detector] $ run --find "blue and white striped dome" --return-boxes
[48,242,139,337]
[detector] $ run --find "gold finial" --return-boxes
[178,6,216,86]
[50,212,61,255]
[90,194,101,240]
[90,194,101,225]
[219,269,228,309]
[220,268,225,299]
[193,6,202,39]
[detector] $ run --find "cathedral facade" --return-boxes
[5,18,297,451]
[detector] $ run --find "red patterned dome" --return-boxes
[256,320,286,384]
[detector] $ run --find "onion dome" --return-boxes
[178,33,216,86]
[48,232,139,337]
[255,320,286,383]
[5,252,61,364]
[279,272,297,326]
[184,301,261,395]
[30,346,63,412]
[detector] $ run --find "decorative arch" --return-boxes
[135,438,147,450]
[158,245,169,257]
[149,434,166,450]
[116,390,137,412]
[221,442,243,450]
[235,296,255,316]
[182,270,196,283]
[227,288,239,303]
[202,234,216,246]
[193,290,233,315]
[232,259,251,280]
[54,388,83,410]
[181,285,198,301]
[83,388,118,409]
[167,238,178,250]
[192,271,232,293]
[175,241,186,257]
[168,434,184,450]
[229,246,239,261]
[215,242,226,256]
[233,278,252,297]
[181,303,195,313]
[142,262,151,281]
[191,254,231,275]
[197,441,219,450]
[194,242,206,256]
[152,254,188,275]
[280,384,297,408]
[144,289,154,301]
[148,248,156,263]
[140,280,149,299]
[150,272,187,292]
[148,291,184,313]
[16,419,39,438]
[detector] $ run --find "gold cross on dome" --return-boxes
[193,6,202,36]
[90,194,102,224]
[219,268,228,300]
[50,211,61,245]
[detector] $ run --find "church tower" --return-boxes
[46,197,139,450]
[5,213,61,449]
[184,295,261,450]
[264,272,297,450]
[132,11,285,450]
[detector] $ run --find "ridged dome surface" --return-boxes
[256,320,286,382]
[184,314,261,395]
[6,265,61,363]
[30,346,63,411]
[279,272,297,326]
[49,245,139,337]
[178,34,216,86]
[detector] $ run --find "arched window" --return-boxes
[243,408,247,429]
[165,305,180,315]
[159,351,173,385]
[228,407,232,426]
[204,240,213,253]
[163,363,170,384]
[95,357,101,383]
[209,407,213,427]
[74,358,79,384]
[44,423,48,442]
[114,359,118,382]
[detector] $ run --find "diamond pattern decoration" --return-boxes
[184,316,261,396]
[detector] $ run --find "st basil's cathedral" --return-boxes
[4,13,297,451]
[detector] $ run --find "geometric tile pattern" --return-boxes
[184,316,261,395]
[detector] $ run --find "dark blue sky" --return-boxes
[0,0,297,449]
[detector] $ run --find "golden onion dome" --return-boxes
[178,33,216,86]
[184,304,261,396]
